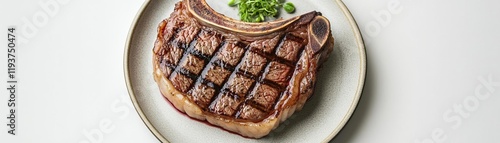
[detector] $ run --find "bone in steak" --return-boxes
[152,0,334,138]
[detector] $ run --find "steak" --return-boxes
[152,0,334,138]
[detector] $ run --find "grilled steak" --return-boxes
[152,0,334,138]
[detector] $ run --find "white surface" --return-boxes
[0,0,499,143]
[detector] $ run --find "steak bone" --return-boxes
[187,0,330,54]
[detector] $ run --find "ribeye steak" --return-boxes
[152,0,334,138]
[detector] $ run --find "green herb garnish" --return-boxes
[283,2,295,13]
[228,0,237,6]
[228,0,296,22]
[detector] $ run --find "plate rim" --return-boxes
[123,0,366,142]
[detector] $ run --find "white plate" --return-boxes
[124,0,366,142]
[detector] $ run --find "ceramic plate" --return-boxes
[124,0,366,142]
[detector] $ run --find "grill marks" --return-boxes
[158,27,307,121]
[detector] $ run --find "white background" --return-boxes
[0,0,499,142]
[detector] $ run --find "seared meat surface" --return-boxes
[153,0,334,138]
